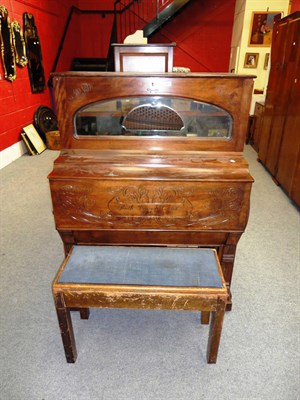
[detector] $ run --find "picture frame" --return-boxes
[21,132,36,155]
[0,6,16,81]
[244,52,259,69]
[248,12,281,47]
[23,123,46,154]
[23,13,46,93]
[11,20,28,67]
[264,53,270,70]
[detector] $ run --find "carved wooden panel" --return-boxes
[50,180,251,231]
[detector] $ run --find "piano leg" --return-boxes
[59,230,75,256]
[225,287,233,311]
[220,233,242,311]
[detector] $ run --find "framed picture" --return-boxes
[23,124,46,154]
[264,53,270,70]
[249,12,281,47]
[244,52,259,68]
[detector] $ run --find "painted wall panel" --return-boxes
[0,0,75,152]
[291,0,300,11]
[149,0,236,72]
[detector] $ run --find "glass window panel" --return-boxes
[75,97,232,138]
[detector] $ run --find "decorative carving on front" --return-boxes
[68,82,93,101]
[108,186,192,219]
[56,185,95,217]
[55,183,244,229]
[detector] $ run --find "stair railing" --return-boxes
[49,1,186,78]
[114,0,174,42]
[50,6,115,75]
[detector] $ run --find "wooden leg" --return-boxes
[79,308,90,319]
[201,311,210,325]
[206,299,226,364]
[221,233,242,311]
[54,294,77,363]
[226,287,232,311]
[70,307,90,319]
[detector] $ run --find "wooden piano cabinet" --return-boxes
[49,72,254,310]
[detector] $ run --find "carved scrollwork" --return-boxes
[108,186,193,218]
[56,184,244,229]
[57,185,95,215]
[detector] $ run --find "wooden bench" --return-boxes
[52,246,228,363]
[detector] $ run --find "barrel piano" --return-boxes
[48,72,254,309]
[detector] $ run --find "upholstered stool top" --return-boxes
[59,246,223,288]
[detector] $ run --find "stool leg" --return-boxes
[70,307,90,319]
[201,311,210,325]
[79,308,90,320]
[207,299,226,364]
[54,293,77,363]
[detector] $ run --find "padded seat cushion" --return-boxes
[59,246,223,288]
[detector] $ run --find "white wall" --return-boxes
[0,141,27,170]
[230,0,289,113]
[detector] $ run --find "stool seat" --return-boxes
[52,246,228,364]
[59,246,223,288]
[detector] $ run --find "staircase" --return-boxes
[144,0,191,37]
[115,0,192,42]
[51,1,192,74]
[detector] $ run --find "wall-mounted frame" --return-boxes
[0,6,16,81]
[244,52,259,68]
[264,53,270,70]
[249,12,281,47]
[23,12,46,93]
[11,20,27,67]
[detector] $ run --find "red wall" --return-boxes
[56,11,115,71]
[60,0,235,73]
[1,0,235,152]
[54,5,116,71]
[77,0,114,8]
[0,0,75,151]
[291,0,300,11]
[150,0,236,72]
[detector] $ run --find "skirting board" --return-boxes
[0,141,27,169]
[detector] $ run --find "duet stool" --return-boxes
[52,246,228,363]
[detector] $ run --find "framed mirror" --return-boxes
[0,6,16,81]
[11,20,27,67]
[75,96,232,139]
[23,12,45,93]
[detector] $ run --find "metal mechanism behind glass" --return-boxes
[75,96,232,138]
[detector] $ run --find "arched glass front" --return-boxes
[75,96,232,138]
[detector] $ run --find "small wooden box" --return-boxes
[46,130,61,150]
